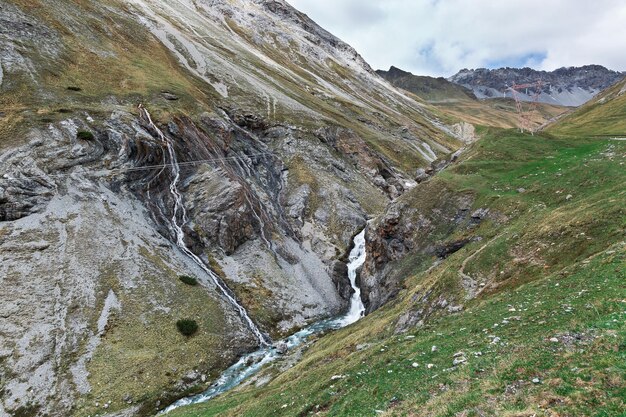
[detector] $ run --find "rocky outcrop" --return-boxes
[359,181,480,313]
[314,126,412,199]
[0,113,256,416]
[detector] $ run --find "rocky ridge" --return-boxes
[449,65,624,106]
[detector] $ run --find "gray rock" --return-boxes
[414,168,429,183]
[182,370,200,383]
[471,208,489,219]
[275,342,288,355]
[162,92,180,100]
[452,357,466,366]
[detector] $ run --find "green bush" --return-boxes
[179,275,198,286]
[176,319,198,336]
[77,130,94,141]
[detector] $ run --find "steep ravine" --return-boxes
[0,0,465,415]
[0,104,459,416]
[138,104,472,412]
[125,102,465,413]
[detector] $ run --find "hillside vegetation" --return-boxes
[434,98,567,130]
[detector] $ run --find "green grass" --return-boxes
[177,319,199,336]
[548,77,626,137]
[168,129,626,417]
[76,130,94,141]
[73,246,236,417]
[170,246,625,417]
[179,275,199,286]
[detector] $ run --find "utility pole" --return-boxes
[507,81,544,135]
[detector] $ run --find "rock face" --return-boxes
[0,114,255,417]
[449,65,624,107]
[360,182,477,313]
[0,0,460,415]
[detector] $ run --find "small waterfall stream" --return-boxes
[161,229,369,414]
[138,105,271,347]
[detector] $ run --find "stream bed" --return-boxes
[161,229,368,414]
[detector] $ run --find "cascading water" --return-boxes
[162,228,368,414]
[339,229,366,326]
[138,105,270,347]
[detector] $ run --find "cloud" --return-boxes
[288,0,626,76]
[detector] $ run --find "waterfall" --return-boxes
[138,105,270,347]
[161,227,369,414]
[339,229,367,326]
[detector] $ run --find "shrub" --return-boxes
[176,319,198,336]
[67,86,82,91]
[179,275,198,286]
[77,130,94,141]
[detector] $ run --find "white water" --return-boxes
[338,229,367,326]
[138,105,270,347]
[162,229,368,414]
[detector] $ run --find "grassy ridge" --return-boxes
[169,130,626,417]
[547,77,626,137]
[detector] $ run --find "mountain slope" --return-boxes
[376,66,477,102]
[170,112,626,415]
[547,76,626,137]
[0,0,461,415]
[449,65,624,107]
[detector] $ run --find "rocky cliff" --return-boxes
[0,0,460,415]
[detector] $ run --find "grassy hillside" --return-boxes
[547,77,626,137]
[435,98,568,130]
[169,129,626,417]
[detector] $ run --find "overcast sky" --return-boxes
[288,0,626,77]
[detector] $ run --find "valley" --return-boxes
[0,1,624,416]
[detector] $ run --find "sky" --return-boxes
[288,0,626,77]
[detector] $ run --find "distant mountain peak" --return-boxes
[449,65,624,106]
[386,65,412,77]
